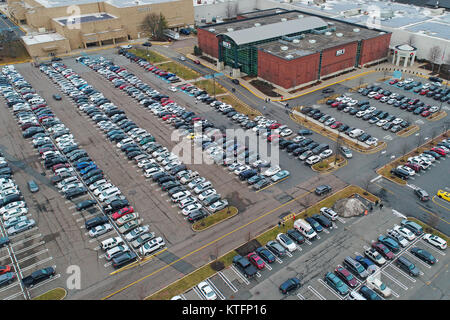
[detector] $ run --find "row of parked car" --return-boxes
[359,81,442,118]
[390,137,449,180]
[301,106,379,146]
[388,77,449,104]
[76,56,230,222]
[0,67,59,289]
[38,61,170,263]
[321,220,446,300]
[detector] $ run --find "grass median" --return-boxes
[192,206,238,231]
[32,288,66,300]
[129,48,168,64]
[147,250,237,300]
[218,95,262,119]
[312,155,347,172]
[255,185,379,246]
[158,61,200,80]
[193,79,227,96]
[407,217,449,245]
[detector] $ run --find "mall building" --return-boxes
[6,0,194,57]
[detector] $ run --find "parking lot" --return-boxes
[183,205,448,301]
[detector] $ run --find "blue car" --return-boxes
[0,272,16,287]
[324,272,349,295]
[306,217,323,233]
[80,164,98,175]
[76,161,94,170]
[359,285,382,300]
[271,170,290,182]
[355,256,377,274]
[378,235,400,253]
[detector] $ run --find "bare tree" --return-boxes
[429,46,442,73]
[225,1,234,19]
[142,13,168,41]
[406,34,416,47]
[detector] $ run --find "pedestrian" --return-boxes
[380,203,384,210]
[282,221,285,227]
[369,204,373,211]
[375,200,379,206]
[278,221,281,228]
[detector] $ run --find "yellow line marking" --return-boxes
[432,196,450,212]
[418,206,450,225]
[374,182,396,195]
[109,247,169,275]
[101,187,315,300]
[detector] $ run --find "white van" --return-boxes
[348,291,366,300]
[349,129,364,138]
[101,237,124,251]
[294,219,317,240]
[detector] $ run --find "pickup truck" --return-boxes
[232,255,258,278]
[22,267,55,287]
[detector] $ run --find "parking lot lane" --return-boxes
[209,273,235,298]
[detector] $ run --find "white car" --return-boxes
[305,155,321,165]
[125,225,149,242]
[0,201,26,215]
[376,119,388,127]
[93,183,113,196]
[279,128,293,137]
[197,281,217,300]
[139,237,165,256]
[208,200,228,213]
[88,223,112,237]
[393,225,415,241]
[365,137,378,146]
[387,229,409,247]
[392,118,403,125]
[367,276,391,297]
[423,233,447,250]
[99,188,121,202]
[263,165,281,176]
[398,165,415,176]
[182,203,203,216]
[276,233,296,252]
[234,165,250,175]
[198,188,216,201]
[364,248,386,266]
[2,207,28,221]
[319,149,333,159]
[188,177,206,189]
[88,180,108,192]
[168,86,177,92]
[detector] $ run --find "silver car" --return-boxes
[7,219,35,236]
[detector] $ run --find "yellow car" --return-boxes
[437,190,450,202]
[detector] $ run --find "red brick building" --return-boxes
[197,9,391,89]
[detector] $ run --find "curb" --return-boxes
[396,125,420,138]
[191,207,239,232]
[428,111,447,122]
[311,157,348,174]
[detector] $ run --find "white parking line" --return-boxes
[336,217,346,224]
[256,271,261,278]
[285,251,293,258]
[104,261,112,268]
[218,271,238,293]
[9,227,39,239]
[307,285,326,300]
[3,291,24,300]
[14,241,45,255]
[381,269,408,290]
[297,293,305,300]
[305,239,312,245]
[20,257,53,273]
[17,249,49,264]
[206,278,225,300]
[192,285,206,300]
[323,229,330,234]
[318,279,343,300]
[0,281,19,294]
[230,265,250,285]
[266,248,283,263]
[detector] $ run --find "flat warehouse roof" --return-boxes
[238,8,288,19]
[22,33,67,45]
[55,13,116,26]
[34,0,177,8]
[221,17,328,46]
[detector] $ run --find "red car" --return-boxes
[419,89,428,95]
[330,101,341,108]
[389,79,398,85]
[119,84,129,90]
[193,60,200,64]
[269,123,281,129]
[372,242,394,260]
[161,97,170,103]
[404,162,421,173]
[267,134,280,143]
[247,252,265,270]
[421,110,431,117]
[0,265,12,275]
[162,114,176,121]
[330,121,342,129]
[52,163,70,172]
[334,266,358,288]
[431,147,446,156]
[112,206,134,220]
[162,100,174,106]
[374,94,383,100]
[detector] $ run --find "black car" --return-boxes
[359,285,382,300]
[112,252,137,269]
[76,199,97,211]
[287,229,305,244]
[279,277,301,294]
[322,88,334,94]
[306,217,323,232]
[410,247,436,264]
[22,267,55,288]
[64,187,87,200]
[414,188,430,201]
[187,208,209,222]
[0,194,22,207]
[315,185,332,196]
[311,214,332,228]
[255,247,276,263]
[266,240,286,257]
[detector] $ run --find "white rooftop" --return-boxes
[22,33,66,45]
[33,0,177,8]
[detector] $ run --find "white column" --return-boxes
[403,55,408,67]
[410,53,416,66]
[396,53,401,66]
[392,51,396,64]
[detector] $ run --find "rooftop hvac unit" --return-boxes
[280,46,289,51]
[336,33,343,37]
[254,23,261,27]
[379,32,386,34]
[292,39,300,43]
[325,32,332,36]
[353,28,360,32]
[309,39,316,44]
[285,54,294,59]
[208,28,215,32]
[281,18,287,22]
[298,15,304,18]
[227,28,234,32]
